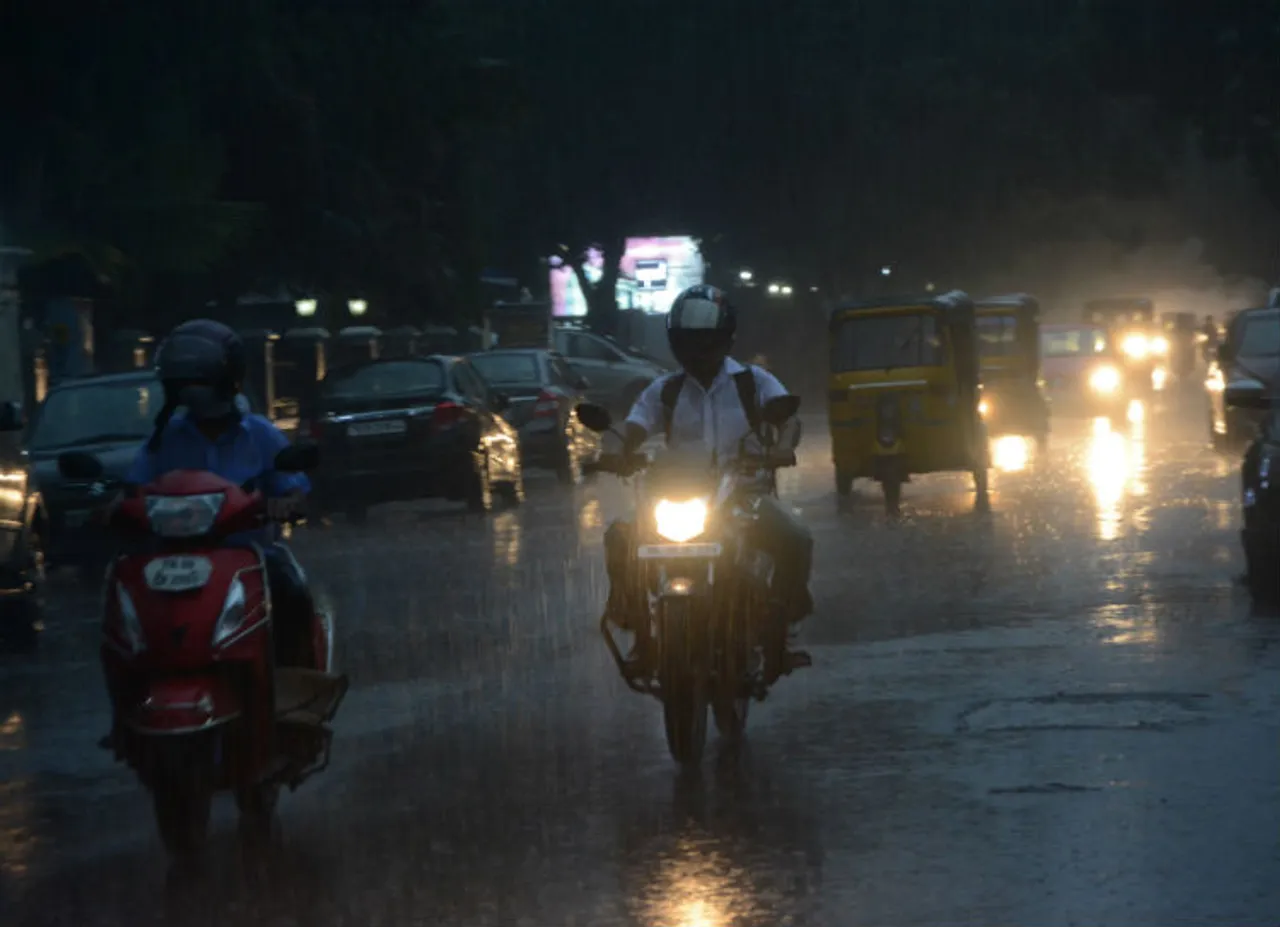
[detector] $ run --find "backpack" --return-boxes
[659,367,760,442]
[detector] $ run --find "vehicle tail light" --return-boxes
[430,401,465,432]
[533,390,560,418]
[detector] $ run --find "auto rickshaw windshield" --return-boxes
[830,312,945,372]
[977,316,1018,358]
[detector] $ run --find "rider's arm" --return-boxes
[751,365,802,450]
[125,444,156,486]
[254,417,311,498]
[621,377,666,454]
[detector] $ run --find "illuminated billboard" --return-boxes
[549,236,703,318]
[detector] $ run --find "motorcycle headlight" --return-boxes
[1089,365,1121,393]
[1121,334,1148,359]
[114,582,146,654]
[146,493,225,538]
[211,576,247,647]
[653,498,708,543]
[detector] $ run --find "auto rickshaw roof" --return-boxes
[829,290,974,327]
[975,293,1039,316]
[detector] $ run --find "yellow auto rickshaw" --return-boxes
[828,290,989,515]
[974,293,1049,449]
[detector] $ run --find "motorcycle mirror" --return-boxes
[58,450,104,481]
[760,394,801,426]
[274,441,320,473]
[576,402,613,433]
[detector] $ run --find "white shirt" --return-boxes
[626,357,789,462]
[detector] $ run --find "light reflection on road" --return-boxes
[1087,415,1149,541]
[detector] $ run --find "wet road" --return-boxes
[3,392,1279,926]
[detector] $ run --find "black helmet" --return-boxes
[150,320,246,433]
[667,285,736,379]
[155,319,246,389]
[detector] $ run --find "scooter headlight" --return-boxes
[1089,365,1121,393]
[146,493,224,538]
[653,498,708,543]
[211,577,247,647]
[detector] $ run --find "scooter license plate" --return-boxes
[637,542,723,560]
[144,556,214,592]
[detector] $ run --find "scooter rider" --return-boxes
[599,284,814,682]
[122,319,316,668]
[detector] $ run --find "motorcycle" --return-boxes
[577,394,811,766]
[56,444,348,867]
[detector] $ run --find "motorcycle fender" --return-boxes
[124,674,242,735]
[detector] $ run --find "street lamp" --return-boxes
[348,298,368,317]
[295,298,317,318]
[925,282,936,293]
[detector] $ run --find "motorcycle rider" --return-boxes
[600,284,813,682]
[121,319,317,668]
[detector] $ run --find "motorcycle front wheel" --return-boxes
[659,598,708,767]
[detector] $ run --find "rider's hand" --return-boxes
[267,490,306,521]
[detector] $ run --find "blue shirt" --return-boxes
[128,413,310,545]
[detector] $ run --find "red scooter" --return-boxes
[57,444,347,867]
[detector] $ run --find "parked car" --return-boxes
[1038,323,1130,422]
[26,370,162,577]
[1208,307,1277,450]
[299,355,523,521]
[552,327,667,418]
[467,349,601,483]
[1226,379,1280,601]
[0,399,44,645]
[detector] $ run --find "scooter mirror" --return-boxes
[274,441,320,473]
[58,451,104,481]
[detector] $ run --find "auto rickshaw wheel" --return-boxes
[881,478,902,516]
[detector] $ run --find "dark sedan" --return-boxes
[467,349,601,483]
[300,355,523,521]
[27,371,162,576]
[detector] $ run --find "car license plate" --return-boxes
[347,419,407,438]
[143,556,214,592]
[638,543,723,560]
[63,509,91,528]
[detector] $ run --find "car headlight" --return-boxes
[654,498,708,543]
[1121,334,1148,359]
[211,577,247,647]
[1089,365,1121,393]
[146,493,225,537]
[1151,335,1169,355]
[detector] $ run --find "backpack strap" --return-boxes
[733,368,761,433]
[660,373,686,441]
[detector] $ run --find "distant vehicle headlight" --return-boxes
[978,398,991,418]
[1089,365,1121,393]
[1151,335,1169,355]
[1122,334,1149,359]
[653,498,708,543]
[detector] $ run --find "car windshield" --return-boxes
[1041,328,1108,358]
[831,312,944,372]
[321,360,445,399]
[29,379,161,451]
[469,353,542,385]
[1238,312,1280,358]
